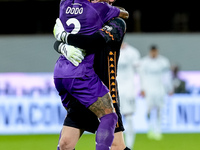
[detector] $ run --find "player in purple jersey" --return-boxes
[53,1,131,150]
[54,0,128,79]
[53,0,129,150]
[54,18,130,150]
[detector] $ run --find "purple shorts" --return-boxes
[54,74,109,108]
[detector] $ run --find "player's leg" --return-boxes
[111,101,127,150]
[146,96,154,139]
[88,92,115,118]
[154,96,164,140]
[64,75,117,150]
[124,114,135,149]
[110,93,132,150]
[59,99,100,150]
[54,78,84,150]
[88,92,118,150]
[111,131,126,150]
[58,126,84,150]
[153,107,162,140]
[120,95,136,149]
[65,98,128,150]
[111,132,132,150]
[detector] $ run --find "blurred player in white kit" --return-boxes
[139,45,173,140]
[117,42,141,149]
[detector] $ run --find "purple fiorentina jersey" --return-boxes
[54,0,120,78]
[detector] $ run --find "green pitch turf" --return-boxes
[0,133,200,150]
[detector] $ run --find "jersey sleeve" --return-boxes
[92,2,120,24]
[97,17,126,43]
[102,4,120,23]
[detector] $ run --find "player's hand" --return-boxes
[53,18,69,42]
[119,8,129,19]
[59,43,86,66]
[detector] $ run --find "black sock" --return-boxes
[124,147,131,150]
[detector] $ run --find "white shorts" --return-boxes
[146,92,165,110]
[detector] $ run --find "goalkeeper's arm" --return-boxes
[54,41,62,54]
[53,16,126,54]
[53,35,103,56]
[54,18,126,55]
[64,18,126,54]
[67,33,107,53]
[53,32,107,55]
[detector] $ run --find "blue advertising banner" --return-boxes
[0,73,66,134]
[0,72,200,134]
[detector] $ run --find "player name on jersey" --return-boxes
[66,6,83,15]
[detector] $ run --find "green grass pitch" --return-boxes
[0,133,200,150]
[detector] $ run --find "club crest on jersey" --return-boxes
[66,6,83,15]
[102,25,113,32]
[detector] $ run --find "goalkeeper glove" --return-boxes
[53,18,69,43]
[58,43,86,66]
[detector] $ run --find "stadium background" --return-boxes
[1,0,200,150]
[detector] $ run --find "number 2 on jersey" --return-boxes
[66,18,81,34]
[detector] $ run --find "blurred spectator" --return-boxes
[117,42,141,149]
[172,65,188,93]
[139,45,173,140]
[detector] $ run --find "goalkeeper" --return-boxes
[54,13,131,150]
